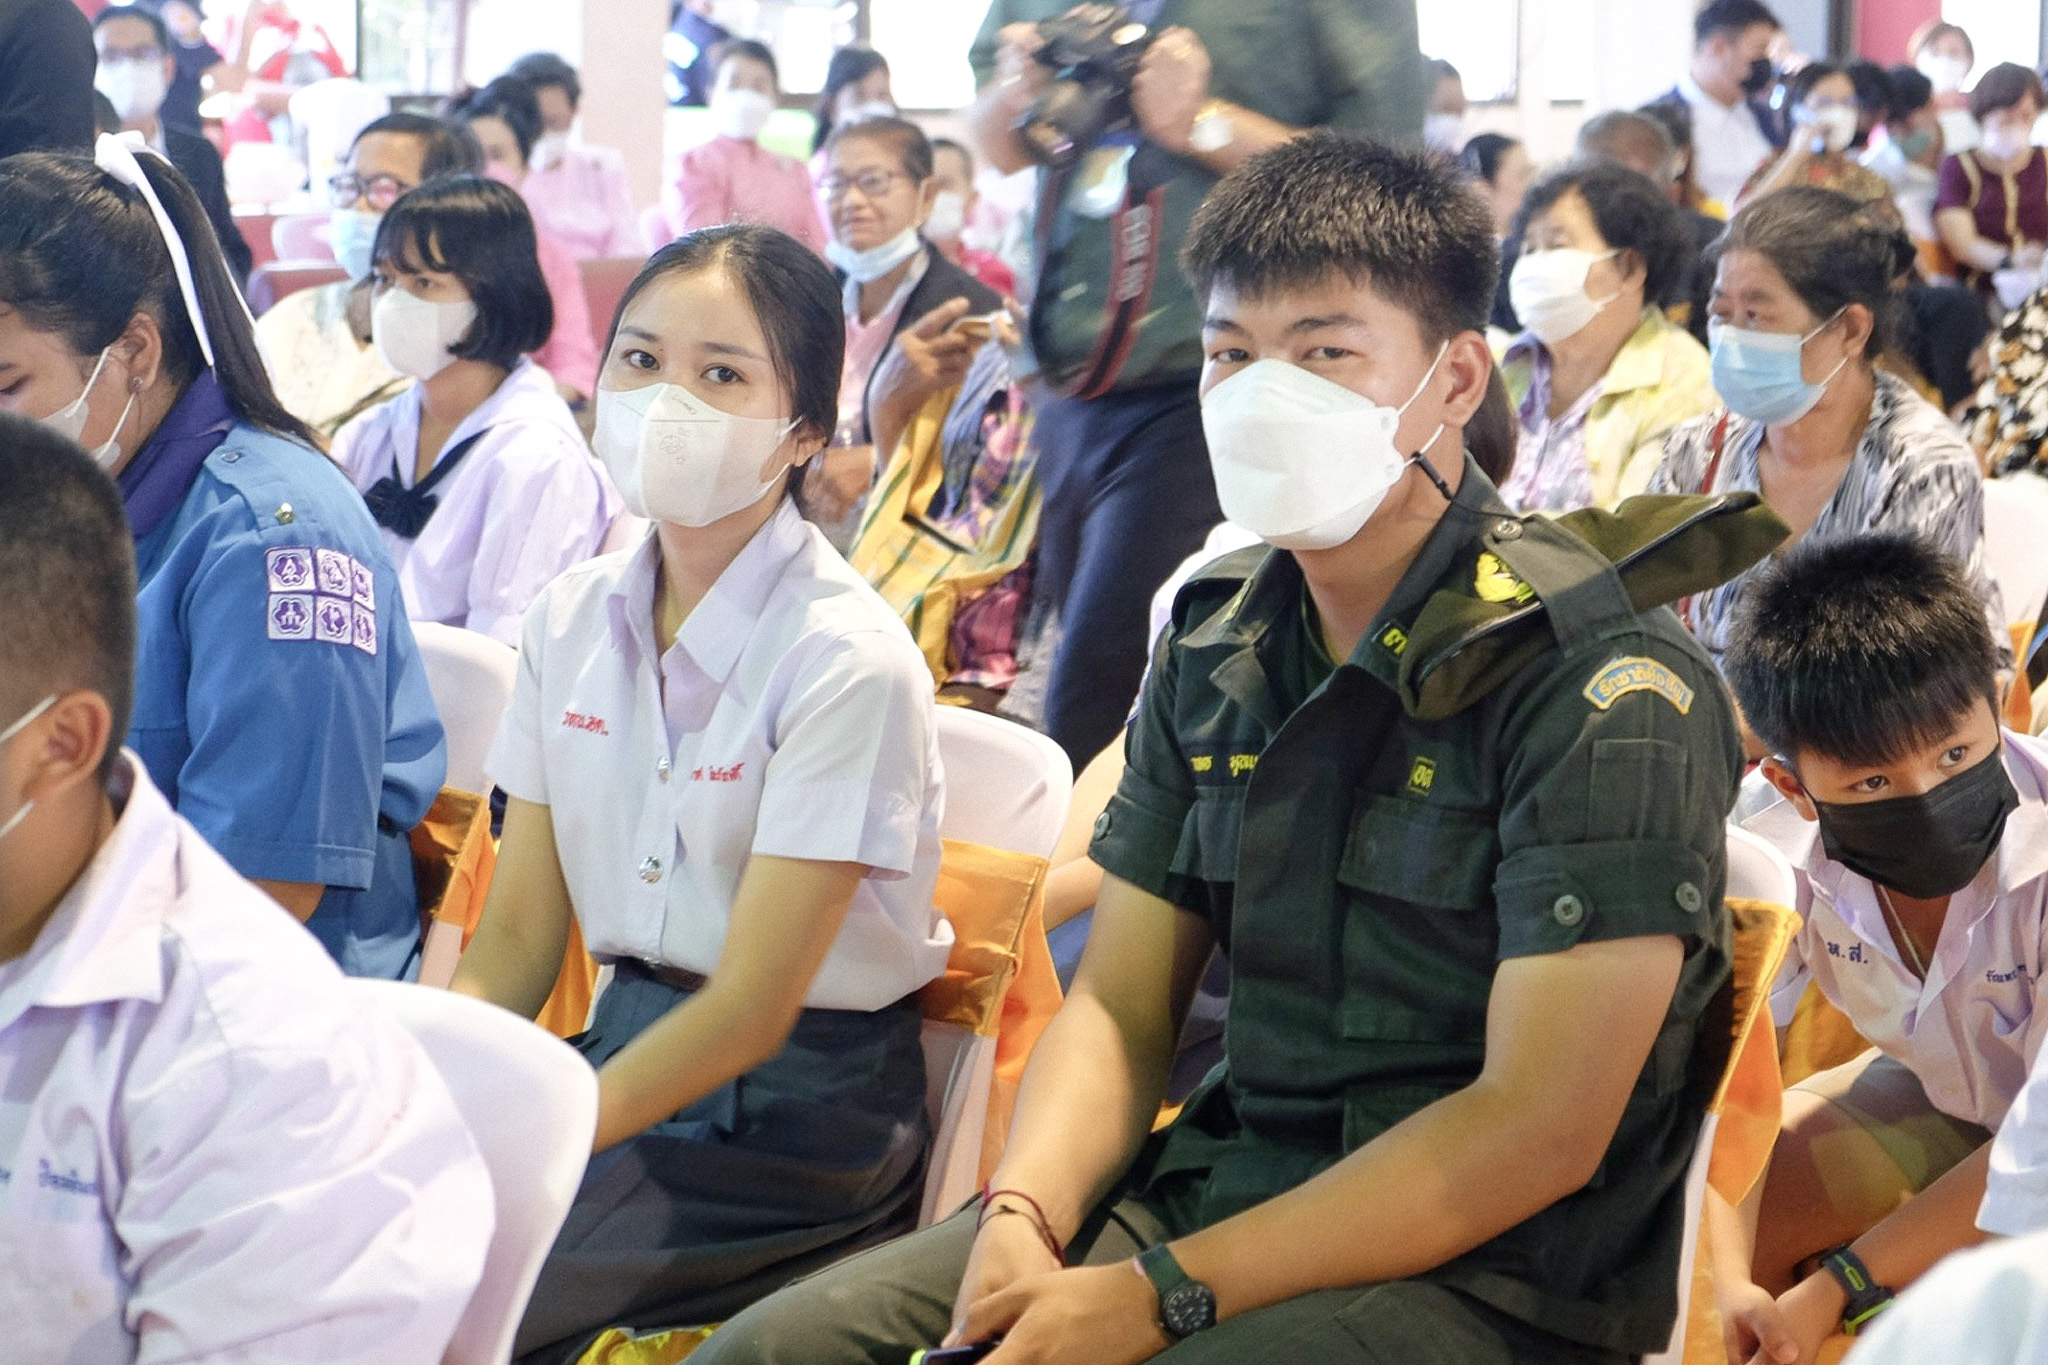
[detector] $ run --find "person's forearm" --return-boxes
[1937,211,2009,272]
[254,878,325,922]
[1170,1074,1609,1322]
[967,78,1040,178]
[1706,1178,1766,1287]
[1171,102,1302,176]
[592,978,790,1151]
[1743,148,1809,207]
[985,987,1178,1241]
[1042,858,1104,930]
[1852,1140,1994,1289]
[448,895,569,1020]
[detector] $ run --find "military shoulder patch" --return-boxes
[1474,551,1536,605]
[1583,656,1695,715]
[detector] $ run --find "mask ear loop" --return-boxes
[1800,306,1853,398]
[1397,342,1457,503]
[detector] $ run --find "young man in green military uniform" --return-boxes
[691,133,1784,1365]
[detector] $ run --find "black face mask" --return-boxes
[1812,748,2020,900]
[1741,57,1775,96]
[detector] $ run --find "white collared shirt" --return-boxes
[1679,72,1775,207]
[488,498,953,1011]
[0,756,493,1362]
[332,357,621,645]
[1987,1042,2048,1234]
[1743,732,2048,1134]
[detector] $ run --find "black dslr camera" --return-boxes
[1013,4,1155,170]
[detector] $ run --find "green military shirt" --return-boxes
[1090,457,1747,1354]
[968,0,1428,391]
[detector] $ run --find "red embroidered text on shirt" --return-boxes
[562,710,611,736]
[693,763,744,782]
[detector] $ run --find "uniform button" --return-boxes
[657,756,672,782]
[275,502,295,525]
[1675,881,1704,914]
[638,856,663,884]
[1092,811,1112,841]
[1493,518,1523,540]
[1551,893,1585,927]
[220,450,240,463]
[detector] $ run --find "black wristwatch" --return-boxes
[1818,1246,1895,1334]
[1136,1244,1217,1339]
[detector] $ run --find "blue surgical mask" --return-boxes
[0,694,56,844]
[1709,310,1848,426]
[330,207,380,283]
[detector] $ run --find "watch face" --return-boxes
[1161,1280,1217,1337]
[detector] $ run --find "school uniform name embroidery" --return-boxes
[694,763,745,782]
[1825,940,1868,963]
[562,710,611,736]
[1582,656,1695,715]
[36,1159,99,1196]
[265,547,376,655]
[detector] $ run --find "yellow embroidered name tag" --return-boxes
[1407,757,1437,796]
[1583,656,1695,715]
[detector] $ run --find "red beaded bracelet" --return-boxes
[979,1185,1066,1264]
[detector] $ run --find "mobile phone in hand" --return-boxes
[909,1342,1000,1364]
[951,312,1004,342]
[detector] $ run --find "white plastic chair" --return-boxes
[348,979,596,1365]
[412,622,520,798]
[1644,826,1800,1365]
[918,708,1074,1224]
[1983,474,2048,643]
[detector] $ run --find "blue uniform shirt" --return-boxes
[124,376,447,979]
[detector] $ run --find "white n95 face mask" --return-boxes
[709,87,775,141]
[1508,249,1621,346]
[924,190,967,244]
[593,381,797,526]
[1200,346,1448,552]
[371,287,478,382]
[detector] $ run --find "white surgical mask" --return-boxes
[826,225,923,284]
[1508,248,1621,345]
[709,86,775,141]
[1201,345,1448,551]
[1917,52,1970,95]
[39,348,135,470]
[532,128,571,170]
[838,99,897,127]
[593,381,797,526]
[925,190,968,245]
[329,207,380,283]
[0,694,57,845]
[1423,112,1465,154]
[371,287,478,382]
[1804,104,1859,154]
[95,59,168,124]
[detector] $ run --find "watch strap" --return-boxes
[1136,1243,1191,1298]
[1819,1246,1895,1334]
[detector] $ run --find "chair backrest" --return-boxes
[348,979,596,1365]
[412,622,520,796]
[271,211,335,263]
[246,259,350,316]
[579,254,647,347]
[1983,474,2048,633]
[1726,823,1798,908]
[932,707,1073,860]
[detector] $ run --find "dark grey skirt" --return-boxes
[512,960,930,1364]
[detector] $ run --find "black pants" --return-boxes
[1031,380,1222,770]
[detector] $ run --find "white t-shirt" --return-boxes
[1743,732,2048,1133]
[488,498,954,1011]
[0,756,493,1362]
[1679,72,1775,207]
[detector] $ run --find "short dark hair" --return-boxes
[93,3,171,53]
[446,76,543,165]
[1718,186,1917,356]
[351,111,485,181]
[1909,19,1974,66]
[373,175,553,367]
[1784,61,1844,111]
[1727,533,1998,767]
[931,136,974,174]
[92,91,121,137]
[717,38,779,87]
[0,152,316,449]
[824,114,933,182]
[1575,111,1679,185]
[1459,132,1519,185]
[1512,162,1693,306]
[1430,58,1461,83]
[1845,60,1891,121]
[1969,63,2046,123]
[1182,132,1498,345]
[1695,0,1780,46]
[507,52,580,106]
[812,46,890,154]
[608,224,843,506]
[1882,65,1934,121]
[0,415,137,782]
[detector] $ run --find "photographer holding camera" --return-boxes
[964,0,1429,770]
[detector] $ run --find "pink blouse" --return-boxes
[523,140,641,261]
[658,136,826,255]
[531,228,601,400]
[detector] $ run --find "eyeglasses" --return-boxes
[328,172,414,211]
[820,168,911,203]
[100,45,165,63]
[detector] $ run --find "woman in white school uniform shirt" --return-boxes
[331,176,617,644]
[452,223,952,1364]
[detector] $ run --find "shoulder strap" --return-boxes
[362,428,490,541]
[1485,514,1639,654]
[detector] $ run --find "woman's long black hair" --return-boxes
[0,149,317,449]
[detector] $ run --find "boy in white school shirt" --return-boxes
[1710,533,2048,1363]
[0,415,494,1362]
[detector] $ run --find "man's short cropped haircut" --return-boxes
[1695,0,1780,46]
[1179,132,1499,345]
[94,4,172,52]
[1725,532,1999,768]
[0,415,137,780]
[351,112,484,181]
